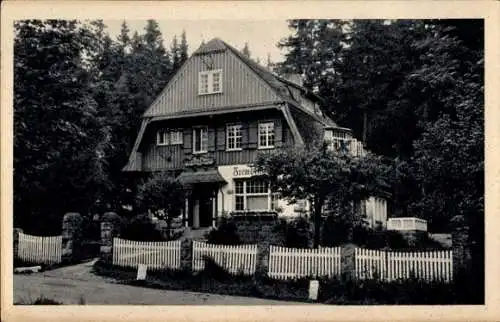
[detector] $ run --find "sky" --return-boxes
[104,20,291,64]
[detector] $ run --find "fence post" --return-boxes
[61,213,83,263]
[340,243,357,281]
[181,238,193,272]
[13,228,23,260]
[100,212,122,264]
[255,242,270,277]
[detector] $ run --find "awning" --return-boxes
[177,169,227,185]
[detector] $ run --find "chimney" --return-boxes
[283,73,304,87]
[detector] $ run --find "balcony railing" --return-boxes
[387,217,428,232]
[326,138,365,157]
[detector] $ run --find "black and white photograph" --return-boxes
[1,1,497,321]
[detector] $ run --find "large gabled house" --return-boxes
[123,38,388,230]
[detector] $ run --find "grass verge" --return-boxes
[92,258,480,304]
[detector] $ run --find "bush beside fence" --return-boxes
[17,232,62,264]
[112,238,181,270]
[192,241,258,275]
[268,245,341,279]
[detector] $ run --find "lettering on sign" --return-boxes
[232,166,265,178]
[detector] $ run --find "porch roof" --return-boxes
[176,169,227,185]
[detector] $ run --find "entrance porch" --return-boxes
[177,169,226,229]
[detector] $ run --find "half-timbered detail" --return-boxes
[123,37,385,229]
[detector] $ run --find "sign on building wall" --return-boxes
[232,165,265,178]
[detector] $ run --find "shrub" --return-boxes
[135,172,184,219]
[279,216,312,248]
[120,214,165,241]
[205,216,241,245]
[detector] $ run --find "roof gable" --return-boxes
[143,39,283,118]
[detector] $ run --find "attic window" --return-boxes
[199,69,223,95]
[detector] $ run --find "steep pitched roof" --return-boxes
[193,38,338,128]
[123,38,344,172]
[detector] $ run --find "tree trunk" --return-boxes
[313,197,323,249]
[362,110,368,145]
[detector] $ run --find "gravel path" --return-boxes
[14,260,313,305]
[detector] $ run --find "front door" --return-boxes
[190,185,215,228]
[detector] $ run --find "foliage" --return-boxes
[276,19,483,228]
[14,19,190,233]
[120,214,165,241]
[205,216,241,245]
[135,172,185,220]
[254,143,389,247]
[278,217,312,248]
[14,20,108,234]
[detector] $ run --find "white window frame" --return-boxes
[198,69,223,95]
[192,126,208,154]
[226,124,243,151]
[157,129,183,146]
[170,130,183,145]
[156,129,169,146]
[234,179,278,212]
[258,121,275,149]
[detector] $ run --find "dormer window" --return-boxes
[199,69,223,95]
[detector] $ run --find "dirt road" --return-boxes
[14,260,312,305]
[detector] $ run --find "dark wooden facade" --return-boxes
[140,109,293,171]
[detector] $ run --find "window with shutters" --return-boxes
[198,69,223,95]
[234,179,279,212]
[226,124,242,151]
[157,129,183,146]
[258,122,275,149]
[193,127,208,154]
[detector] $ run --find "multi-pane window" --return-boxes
[258,122,275,148]
[157,129,169,146]
[226,124,242,150]
[199,73,209,95]
[193,127,208,153]
[170,131,183,145]
[199,69,223,95]
[234,179,278,211]
[212,71,221,93]
[157,129,183,146]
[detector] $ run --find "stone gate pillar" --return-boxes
[100,212,122,263]
[451,225,472,280]
[340,243,357,281]
[61,213,83,263]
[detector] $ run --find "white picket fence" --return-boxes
[268,245,342,280]
[192,241,258,275]
[112,238,181,270]
[17,232,62,264]
[355,248,453,282]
